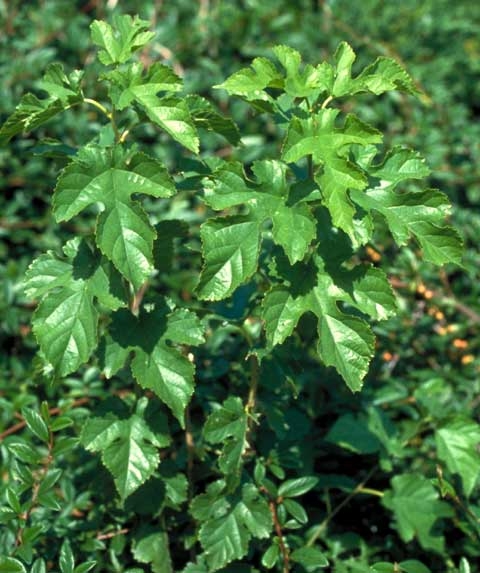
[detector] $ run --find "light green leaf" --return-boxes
[283,498,308,523]
[262,544,280,569]
[107,302,205,426]
[24,239,124,376]
[382,473,452,553]
[262,255,376,391]
[197,483,271,571]
[132,529,173,573]
[214,57,282,102]
[90,15,155,65]
[199,160,316,286]
[273,45,332,98]
[53,146,176,289]
[196,216,261,301]
[436,418,480,497]
[282,111,382,239]
[136,96,199,153]
[357,57,419,96]
[80,400,170,500]
[132,343,195,429]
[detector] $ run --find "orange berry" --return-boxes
[453,338,468,349]
[461,354,475,365]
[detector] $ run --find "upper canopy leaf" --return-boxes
[53,145,176,289]
[90,15,155,66]
[197,159,316,300]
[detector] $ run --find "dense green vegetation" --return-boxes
[1,2,479,572]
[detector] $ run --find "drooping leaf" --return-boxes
[53,145,176,289]
[186,95,241,145]
[350,187,463,265]
[0,65,83,143]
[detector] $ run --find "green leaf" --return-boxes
[382,473,452,552]
[0,558,26,573]
[0,65,83,143]
[398,560,431,573]
[195,483,271,571]
[59,539,74,573]
[330,42,418,98]
[23,239,124,376]
[80,399,170,500]
[53,146,176,289]
[136,96,199,153]
[186,95,241,145]
[106,62,182,109]
[196,216,260,300]
[273,45,332,98]
[350,187,463,265]
[132,529,173,573]
[106,301,205,426]
[262,255,376,391]
[278,476,318,498]
[357,57,419,96]
[282,111,382,239]
[214,57,282,102]
[90,15,155,65]
[435,418,480,496]
[283,498,308,523]
[262,544,280,569]
[290,546,329,568]
[197,160,316,299]
[204,397,248,475]
[21,408,49,442]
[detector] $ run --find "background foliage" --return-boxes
[1,1,479,572]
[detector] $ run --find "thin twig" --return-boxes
[262,489,289,573]
[307,465,378,546]
[185,404,195,503]
[96,528,129,540]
